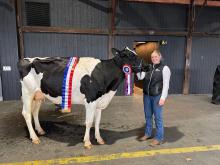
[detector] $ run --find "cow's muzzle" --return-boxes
[132,59,143,72]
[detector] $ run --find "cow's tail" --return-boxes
[17,59,32,80]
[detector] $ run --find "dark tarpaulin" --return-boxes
[212,65,220,104]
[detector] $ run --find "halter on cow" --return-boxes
[17,47,142,149]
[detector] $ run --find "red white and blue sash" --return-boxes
[123,64,132,96]
[62,57,78,112]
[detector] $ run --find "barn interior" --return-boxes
[0,0,220,164]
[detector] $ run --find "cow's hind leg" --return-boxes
[32,100,45,135]
[22,96,40,144]
[95,109,105,145]
[84,102,96,149]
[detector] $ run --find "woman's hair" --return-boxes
[151,49,164,63]
[151,49,162,57]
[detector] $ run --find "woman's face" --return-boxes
[151,51,161,64]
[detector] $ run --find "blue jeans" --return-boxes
[143,94,164,142]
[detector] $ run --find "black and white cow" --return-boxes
[17,47,142,148]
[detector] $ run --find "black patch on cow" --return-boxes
[17,59,32,79]
[80,48,142,103]
[80,59,124,103]
[18,57,70,97]
[32,57,69,97]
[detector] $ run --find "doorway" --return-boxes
[133,41,162,95]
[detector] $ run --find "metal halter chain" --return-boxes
[125,47,143,70]
[132,59,143,71]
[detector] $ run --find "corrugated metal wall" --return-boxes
[190,7,220,94]
[195,6,220,33]
[190,37,220,94]
[22,0,109,28]
[116,1,187,31]
[22,0,110,63]
[0,0,20,100]
[24,33,108,59]
[21,0,110,55]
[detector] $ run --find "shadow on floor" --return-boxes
[24,121,184,146]
[136,124,185,143]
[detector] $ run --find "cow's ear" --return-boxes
[111,48,120,56]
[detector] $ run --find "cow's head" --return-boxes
[112,47,142,73]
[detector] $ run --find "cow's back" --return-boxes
[18,57,102,105]
[18,57,122,107]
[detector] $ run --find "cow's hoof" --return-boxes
[97,139,105,145]
[32,139,41,144]
[60,108,71,113]
[84,143,93,149]
[38,130,46,136]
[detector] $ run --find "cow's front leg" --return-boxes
[84,102,96,149]
[95,109,105,145]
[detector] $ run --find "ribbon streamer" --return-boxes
[62,57,78,112]
[123,64,132,96]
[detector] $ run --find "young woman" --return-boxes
[137,50,171,146]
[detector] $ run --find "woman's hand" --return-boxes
[159,99,165,106]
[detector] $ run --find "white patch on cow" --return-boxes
[25,57,50,63]
[83,90,116,147]
[84,101,97,146]
[96,90,117,110]
[20,67,44,143]
[21,68,43,94]
[71,57,101,104]
[66,57,116,109]
[75,57,101,76]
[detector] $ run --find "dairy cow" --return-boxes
[17,47,142,148]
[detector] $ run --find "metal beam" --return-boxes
[110,0,117,35]
[126,0,220,7]
[126,0,190,5]
[108,0,117,59]
[15,0,24,59]
[183,0,194,95]
[22,26,109,35]
[21,26,220,37]
[192,32,220,37]
[115,28,187,36]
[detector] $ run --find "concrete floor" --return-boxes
[0,94,220,165]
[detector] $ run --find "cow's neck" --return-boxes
[106,57,128,91]
[113,56,125,70]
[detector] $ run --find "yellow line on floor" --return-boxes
[2,144,220,165]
